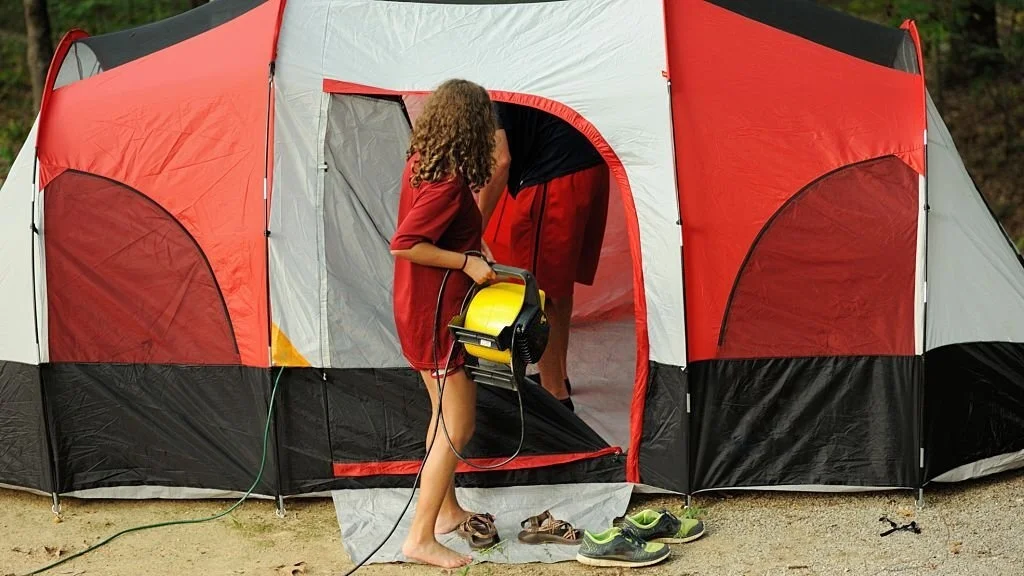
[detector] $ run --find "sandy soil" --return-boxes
[3,470,1023,576]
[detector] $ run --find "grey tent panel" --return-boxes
[925,92,1024,350]
[323,95,408,368]
[53,42,102,90]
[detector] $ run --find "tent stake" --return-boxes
[276,494,286,518]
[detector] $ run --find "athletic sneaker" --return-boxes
[614,508,706,543]
[575,527,670,568]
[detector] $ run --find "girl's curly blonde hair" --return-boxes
[408,79,496,192]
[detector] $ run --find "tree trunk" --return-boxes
[948,0,1005,84]
[22,0,53,111]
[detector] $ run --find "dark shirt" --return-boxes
[494,102,603,197]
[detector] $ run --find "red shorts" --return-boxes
[486,164,609,299]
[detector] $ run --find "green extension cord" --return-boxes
[22,367,286,576]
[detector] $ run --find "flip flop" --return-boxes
[456,513,500,550]
[517,510,582,545]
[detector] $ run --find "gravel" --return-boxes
[2,469,1021,575]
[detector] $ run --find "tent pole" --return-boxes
[263,62,288,518]
[32,147,60,517]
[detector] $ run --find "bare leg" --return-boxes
[401,369,477,568]
[538,295,571,400]
[559,292,573,383]
[435,476,470,535]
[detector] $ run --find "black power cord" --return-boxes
[343,253,527,574]
[21,254,526,576]
[436,255,527,471]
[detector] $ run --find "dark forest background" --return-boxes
[2,1,1021,240]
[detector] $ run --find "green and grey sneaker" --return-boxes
[614,509,706,543]
[576,527,670,568]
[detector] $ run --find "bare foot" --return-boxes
[402,538,472,569]
[435,508,472,535]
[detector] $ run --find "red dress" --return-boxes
[390,157,482,373]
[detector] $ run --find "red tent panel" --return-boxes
[37,0,283,367]
[667,0,925,361]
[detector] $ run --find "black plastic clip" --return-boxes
[30,223,39,234]
[879,516,921,537]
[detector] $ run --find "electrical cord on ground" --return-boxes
[21,366,288,576]
[22,254,526,576]
[340,263,461,575]
[344,254,527,574]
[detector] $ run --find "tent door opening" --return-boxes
[319,91,636,476]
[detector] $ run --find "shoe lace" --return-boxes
[619,528,647,549]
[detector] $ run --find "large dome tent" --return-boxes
[0,0,1022,509]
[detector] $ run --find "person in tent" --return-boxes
[477,102,610,412]
[389,79,500,569]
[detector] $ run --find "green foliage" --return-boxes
[0,1,193,183]
[49,0,192,36]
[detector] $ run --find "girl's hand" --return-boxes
[464,255,496,285]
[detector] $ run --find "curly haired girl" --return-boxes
[389,79,498,568]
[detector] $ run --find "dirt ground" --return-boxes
[2,470,1023,576]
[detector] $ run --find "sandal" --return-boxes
[517,510,582,545]
[456,513,500,550]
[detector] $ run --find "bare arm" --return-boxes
[391,243,495,284]
[477,129,510,230]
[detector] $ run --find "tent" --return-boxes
[1,0,1023,507]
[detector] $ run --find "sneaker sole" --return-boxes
[653,528,706,544]
[575,553,670,568]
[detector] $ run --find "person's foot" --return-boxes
[402,538,472,568]
[435,507,472,535]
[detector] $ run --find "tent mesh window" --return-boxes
[718,156,919,359]
[44,170,239,365]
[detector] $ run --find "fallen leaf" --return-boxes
[44,545,65,558]
[897,506,916,519]
[276,562,306,576]
[950,541,963,555]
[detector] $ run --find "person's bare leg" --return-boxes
[538,296,571,401]
[401,370,477,568]
[435,476,470,534]
[559,292,573,384]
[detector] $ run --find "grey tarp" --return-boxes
[333,482,632,565]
